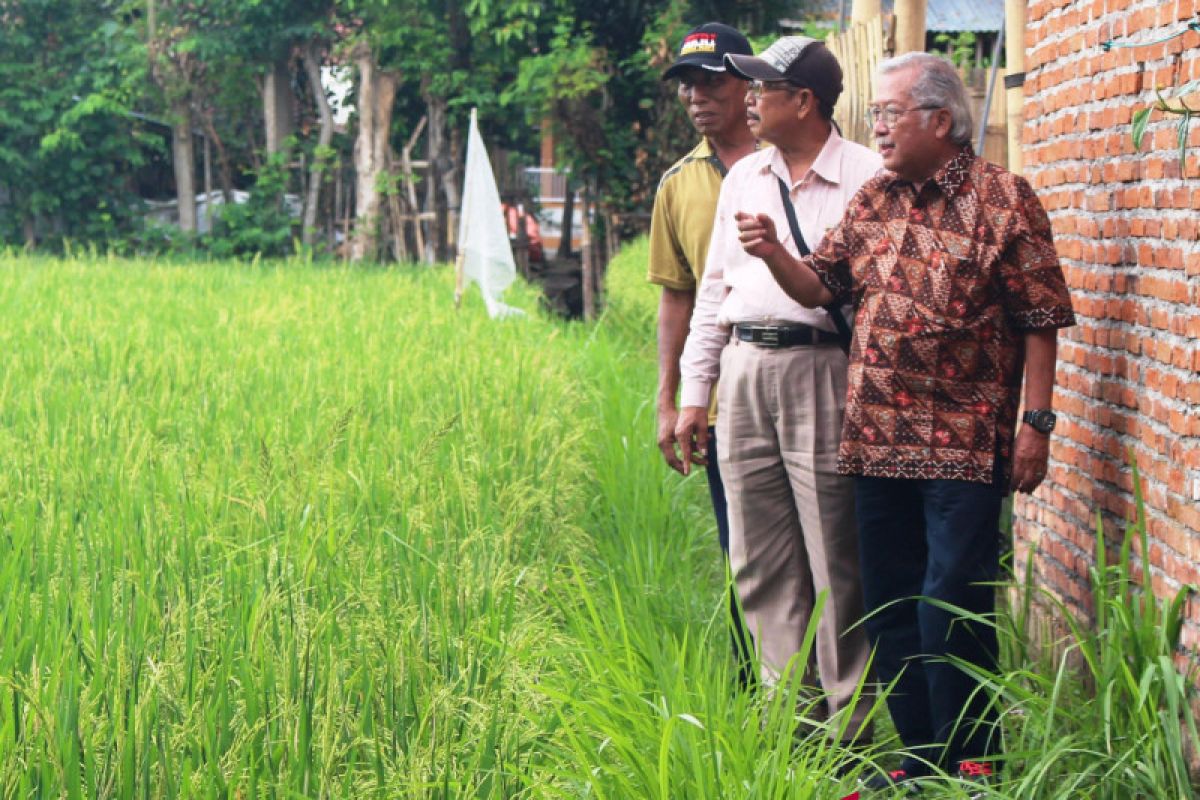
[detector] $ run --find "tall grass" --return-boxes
[0,254,586,795]
[957,460,1200,800]
[0,249,867,797]
[0,245,1194,798]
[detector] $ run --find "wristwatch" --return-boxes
[1022,409,1057,435]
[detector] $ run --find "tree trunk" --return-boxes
[514,203,530,279]
[263,55,294,156]
[199,113,234,202]
[350,42,399,263]
[557,177,574,261]
[301,41,334,248]
[442,123,462,258]
[423,87,447,263]
[202,133,213,233]
[580,184,594,321]
[171,101,197,233]
[605,208,619,265]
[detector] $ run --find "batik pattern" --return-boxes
[810,148,1075,483]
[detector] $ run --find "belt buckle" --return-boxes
[759,327,780,347]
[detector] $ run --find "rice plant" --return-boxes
[0,245,1194,798]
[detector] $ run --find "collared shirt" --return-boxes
[648,137,740,425]
[647,138,728,290]
[810,146,1076,483]
[679,131,882,409]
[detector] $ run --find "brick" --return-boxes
[1016,1,1200,651]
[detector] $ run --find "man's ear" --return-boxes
[933,107,954,140]
[797,88,814,121]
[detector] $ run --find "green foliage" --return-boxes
[208,155,297,259]
[500,0,682,212]
[0,0,150,246]
[934,30,978,69]
[1,0,806,256]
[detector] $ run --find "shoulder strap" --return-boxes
[775,177,852,355]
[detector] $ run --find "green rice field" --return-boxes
[0,243,1195,798]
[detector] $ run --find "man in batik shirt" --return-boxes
[735,52,1074,791]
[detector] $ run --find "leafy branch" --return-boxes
[1131,79,1200,174]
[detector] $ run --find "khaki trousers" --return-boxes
[716,338,872,739]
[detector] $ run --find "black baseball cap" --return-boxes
[662,22,753,81]
[725,36,843,109]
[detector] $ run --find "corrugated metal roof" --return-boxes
[924,0,1003,32]
[798,0,1004,32]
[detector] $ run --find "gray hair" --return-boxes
[878,52,973,146]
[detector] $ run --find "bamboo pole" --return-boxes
[1004,0,1026,174]
[850,0,881,26]
[402,116,427,261]
[894,0,927,54]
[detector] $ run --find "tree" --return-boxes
[206,0,336,246]
[0,0,149,247]
[144,0,198,233]
[300,38,335,247]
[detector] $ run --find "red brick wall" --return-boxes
[1017,0,1200,663]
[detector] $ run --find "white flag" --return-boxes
[455,108,525,319]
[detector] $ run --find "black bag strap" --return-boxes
[775,176,852,355]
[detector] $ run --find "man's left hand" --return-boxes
[1010,425,1050,494]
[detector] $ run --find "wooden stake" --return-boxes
[851,0,881,26]
[894,0,926,54]
[1004,0,1025,174]
[403,116,427,262]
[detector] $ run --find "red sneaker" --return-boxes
[957,760,994,780]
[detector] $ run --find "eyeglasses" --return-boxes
[748,79,799,98]
[864,104,941,127]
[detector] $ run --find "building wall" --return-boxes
[1018,0,1200,663]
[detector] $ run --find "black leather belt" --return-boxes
[734,323,842,348]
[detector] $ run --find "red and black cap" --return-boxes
[662,22,753,81]
[724,36,843,109]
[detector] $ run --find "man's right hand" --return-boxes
[657,405,686,474]
[673,406,710,476]
[735,211,784,261]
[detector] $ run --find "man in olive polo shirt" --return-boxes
[649,22,758,688]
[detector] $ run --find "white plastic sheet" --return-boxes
[456,108,524,319]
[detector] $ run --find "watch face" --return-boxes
[1027,410,1056,433]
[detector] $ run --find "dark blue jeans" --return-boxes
[705,426,755,690]
[855,473,1004,772]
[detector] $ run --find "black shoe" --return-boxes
[860,768,923,795]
